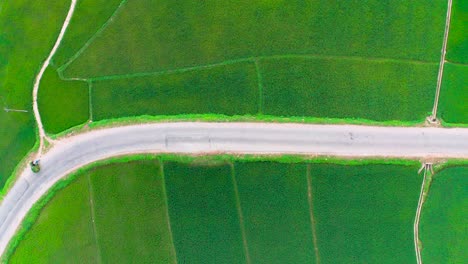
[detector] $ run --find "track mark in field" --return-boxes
[64,53,438,82]
[306,164,321,264]
[254,59,264,114]
[87,173,103,264]
[58,0,128,73]
[430,0,453,122]
[159,160,178,264]
[230,164,251,264]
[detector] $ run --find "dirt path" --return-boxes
[430,0,453,122]
[32,0,77,158]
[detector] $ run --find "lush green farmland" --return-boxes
[164,162,246,264]
[25,0,454,134]
[8,158,427,263]
[438,63,468,124]
[38,67,89,134]
[9,176,99,263]
[261,57,437,120]
[91,62,259,120]
[446,0,467,63]
[420,166,468,264]
[62,0,445,77]
[311,164,421,263]
[0,0,69,189]
[234,162,315,264]
[9,160,176,263]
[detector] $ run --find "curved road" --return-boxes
[1,122,468,256]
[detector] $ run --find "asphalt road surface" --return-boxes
[1,122,467,256]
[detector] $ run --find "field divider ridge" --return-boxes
[87,173,103,264]
[254,59,264,114]
[229,163,251,264]
[306,164,321,264]
[57,0,129,73]
[158,159,178,264]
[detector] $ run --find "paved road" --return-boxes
[1,122,467,256]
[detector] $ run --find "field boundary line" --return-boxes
[254,59,264,114]
[306,164,320,264]
[230,164,251,264]
[57,0,128,73]
[159,160,178,264]
[444,60,468,67]
[88,80,93,122]
[430,0,453,122]
[32,0,77,158]
[87,174,103,264]
[414,164,432,264]
[65,53,438,82]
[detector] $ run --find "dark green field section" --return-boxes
[311,164,421,264]
[91,62,259,120]
[38,67,89,134]
[62,0,445,77]
[446,0,468,63]
[0,0,70,189]
[260,57,437,121]
[438,63,468,124]
[234,162,315,264]
[420,166,468,264]
[164,162,246,264]
[9,159,428,263]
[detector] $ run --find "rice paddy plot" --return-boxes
[310,164,422,263]
[90,61,259,120]
[438,63,468,124]
[446,0,468,64]
[420,166,468,264]
[60,0,445,78]
[261,57,437,121]
[163,161,246,264]
[89,160,176,263]
[234,162,316,264]
[9,176,99,264]
[38,67,89,134]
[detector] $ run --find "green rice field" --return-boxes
[420,166,468,264]
[0,0,69,190]
[7,158,426,263]
[438,63,468,124]
[25,0,465,135]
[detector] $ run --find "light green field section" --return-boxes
[89,161,176,263]
[234,162,316,264]
[9,176,99,264]
[420,166,468,264]
[261,57,437,121]
[446,0,468,63]
[38,67,89,134]
[0,0,69,189]
[164,161,246,264]
[311,164,421,263]
[91,62,259,120]
[62,0,445,77]
[438,63,468,124]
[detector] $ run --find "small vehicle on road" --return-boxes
[30,160,41,173]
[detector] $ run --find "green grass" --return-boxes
[420,166,468,264]
[61,0,445,77]
[261,57,437,121]
[89,160,176,263]
[0,0,69,189]
[9,176,99,264]
[38,67,89,134]
[91,61,259,120]
[446,0,468,63]
[164,161,246,264]
[234,162,316,264]
[438,63,468,124]
[311,164,421,263]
